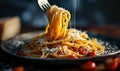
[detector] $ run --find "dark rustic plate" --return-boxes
[1,31,120,65]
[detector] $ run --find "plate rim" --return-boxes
[1,31,120,64]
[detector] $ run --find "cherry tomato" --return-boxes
[114,57,120,64]
[68,54,78,59]
[114,57,120,68]
[17,51,25,56]
[13,66,24,71]
[106,58,118,71]
[83,61,96,71]
[87,51,95,57]
[78,47,87,54]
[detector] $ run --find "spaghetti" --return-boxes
[23,5,104,58]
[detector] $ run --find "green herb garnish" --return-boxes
[86,38,90,40]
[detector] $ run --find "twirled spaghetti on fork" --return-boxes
[23,5,104,58]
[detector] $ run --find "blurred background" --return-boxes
[0,0,120,28]
[1,0,120,51]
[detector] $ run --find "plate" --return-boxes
[1,31,120,65]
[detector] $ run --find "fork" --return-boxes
[38,0,51,12]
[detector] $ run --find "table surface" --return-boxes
[1,25,120,71]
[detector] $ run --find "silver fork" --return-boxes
[38,0,51,12]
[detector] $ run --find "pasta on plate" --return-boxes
[23,5,104,58]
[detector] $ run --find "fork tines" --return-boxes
[38,0,51,12]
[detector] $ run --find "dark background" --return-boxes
[0,0,120,28]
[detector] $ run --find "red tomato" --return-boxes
[83,61,96,71]
[17,51,25,56]
[106,58,118,71]
[13,66,24,71]
[114,57,120,64]
[87,51,95,57]
[78,47,87,54]
[68,54,78,59]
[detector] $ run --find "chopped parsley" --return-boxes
[86,38,90,40]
